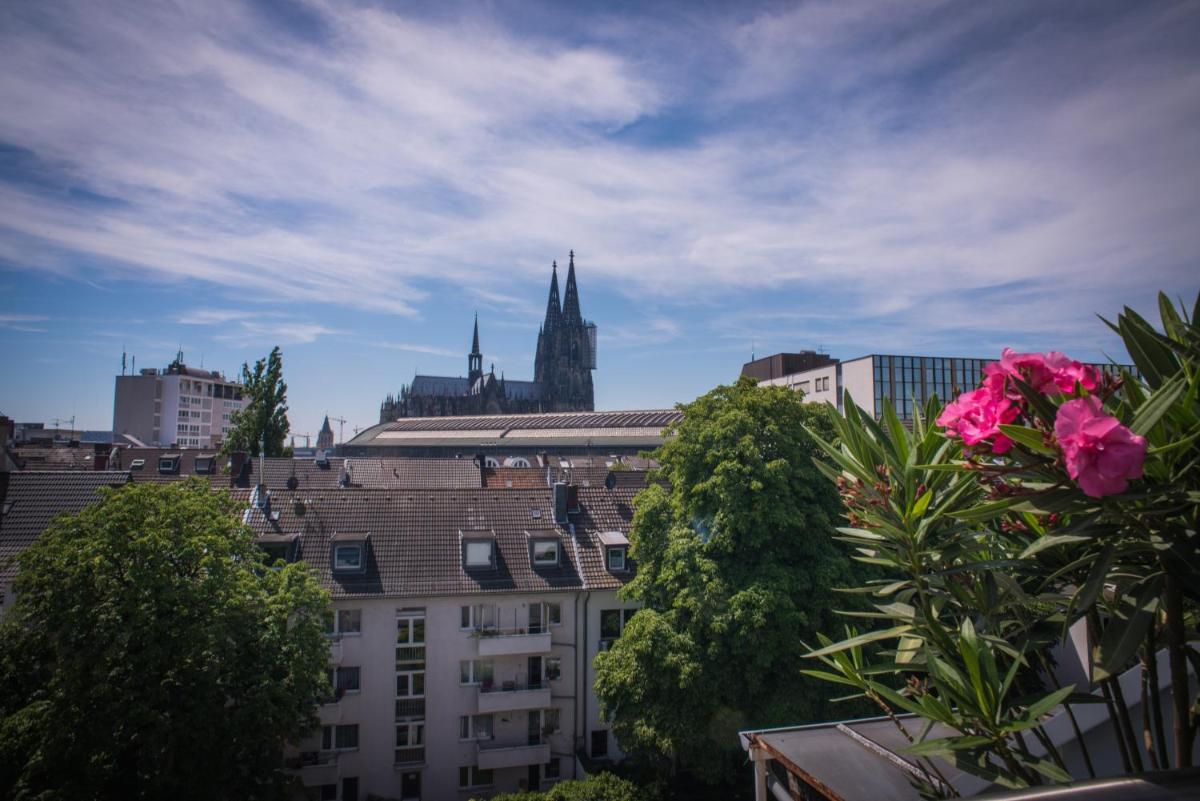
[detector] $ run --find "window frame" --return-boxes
[459,659,494,686]
[458,713,495,741]
[606,546,627,571]
[333,544,363,571]
[531,539,560,567]
[464,540,494,569]
[459,766,494,788]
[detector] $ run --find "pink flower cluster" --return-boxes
[938,349,1146,497]
[1055,396,1147,498]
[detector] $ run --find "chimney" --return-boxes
[230,451,251,488]
[473,452,487,487]
[553,481,569,524]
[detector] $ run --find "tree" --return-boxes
[222,345,290,457]
[485,771,649,801]
[593,378,866,783]
[0,480,330,801]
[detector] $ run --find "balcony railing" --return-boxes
[394,746,424,766]
[474,626,553,657]
[476,736,551,770]
[477,680,551,713]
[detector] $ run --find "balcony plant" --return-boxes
[802,292,1199,794]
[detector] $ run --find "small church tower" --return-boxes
[468,313,483,383]
[317,415,334,450]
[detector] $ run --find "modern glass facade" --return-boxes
[869,355,1130,421]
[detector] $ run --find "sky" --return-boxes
[0,0,1197,438]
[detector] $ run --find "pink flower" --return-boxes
[938,387,1020,454]
[1055,396,1146,498]
[986,348,1102,398]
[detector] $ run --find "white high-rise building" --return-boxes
[112,353,248,448]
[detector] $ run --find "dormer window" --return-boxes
[158,454,181,475]
[607,547,626,571]
[598,531,630,572]
[194,455,215,475]
[331,532,369,574]
[465,540,494,568]
[130,458,145,470]
[531,539,560,567]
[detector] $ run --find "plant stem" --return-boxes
[1035,651,1094,778]
[1141,659,1160,769]
[1164,572,1194,767]
[1108,672,1144,772]
[1100,676,1134,773]
[1146,622,1169,769]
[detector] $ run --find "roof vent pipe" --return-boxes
[553,481,569,524]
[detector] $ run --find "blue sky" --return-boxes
[1,0,1197,436]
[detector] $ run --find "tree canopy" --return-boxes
[0,480,330,801]
[222,345,290,456]
[485,771,648,801]
[593,377,866,782]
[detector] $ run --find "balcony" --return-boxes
[474,626,552,657]
[476,738,551,770]
[477,680,552,714]
[287,751,339,786]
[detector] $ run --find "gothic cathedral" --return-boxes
[379,252,596,422]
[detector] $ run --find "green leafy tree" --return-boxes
[594,378,866,783]
[0,480,330,801]
[485,771,648,801]
[222,345,290,457]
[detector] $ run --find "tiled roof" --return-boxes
[371,409,681,434]
[235,485,637,599]
[409,375,470,396]
[0,471,131,590]
[344,458,480,489]
[10,447,100,471]
[482,467,550,489]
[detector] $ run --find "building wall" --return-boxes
[113,374,160,445]
[838,357,875,418]
[298,590,608,801]
[580,590,640,763]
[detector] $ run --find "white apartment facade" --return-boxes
[239,483,642,801]
[113,357,248,448]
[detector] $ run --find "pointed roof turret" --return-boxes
[320,415,333,435]
[543,260,562,330]
[471,312,481,355]
[562,249,582,324]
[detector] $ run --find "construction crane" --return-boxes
[291,433,313,449]
[329,416,348,444]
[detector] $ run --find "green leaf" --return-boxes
[1019,533,1092,559]
[1129,373,1185,436]
[904,735,994,756]
[1093,575,1163,682]
[798,669,864,689]
[804,625,915,658]
[997,425,1055,456]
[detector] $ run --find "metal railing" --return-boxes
[478,679,547,694]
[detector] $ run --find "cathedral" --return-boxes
[379,252,597,422]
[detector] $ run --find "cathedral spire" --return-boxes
[562,249,582,324]
[543,260,562,331]
[468,312,483,381]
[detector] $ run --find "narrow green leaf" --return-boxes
[997,424,1055,455]
[1093,576,1164,681]
[1129,373,1185,436]
[904,735,993,756]
[804,625,914,658]
[1019,533,1092,559]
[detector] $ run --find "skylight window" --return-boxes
[465,540,494,568]
[532,540,559,567]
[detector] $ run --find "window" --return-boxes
[460,659,493,685]
[545,657,562,682]
[193,456,214,474]
[395,718,425,765]
[459,766,494,788]
[461,604,497,630]
[328,666,360,696]
[465,540,494,568]
[337,609,362,634]
[607,546,627,571]
[544,758,561,780]
[544,708,561,734]
[591,730,609,758]
[532,539,559,566]
[459,713,494,740]
[342,777,358,801]
[600,608,637,649]
[333,545,363,571]
[547,602,561,626]
[322,724,359,751]
[396,672,425,697]
[130,459,145,470]
[396,614,425,645]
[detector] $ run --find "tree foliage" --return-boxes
[0,480,330,801]
[222,345,290,457]
[594,378,867,782]
[484,771,649,801]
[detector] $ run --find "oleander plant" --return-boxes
[802,291,1199,796]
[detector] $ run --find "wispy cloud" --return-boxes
[0,313,49,332]
[378,342,465,359]
[0,0,1196,353]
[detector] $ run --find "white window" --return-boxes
[546,602,561,626]
[465,540,493,568]
[334,545,362,570]
[322,724,359,751]
[458,714,494,740]
[460,660,493,685]
[532,540,559,566]
[396,614,424,645]
[395,717,425,765]
[459,766,494,788]
[545,657,562,682]
[607,547,626,571]
[396,671,425,697]
[325,608,362,637]
[544,708,561,733]
[461,604,497,630]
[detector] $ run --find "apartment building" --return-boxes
[113,354,248,448]
[745,352,1131,421]
[236,479,643,801]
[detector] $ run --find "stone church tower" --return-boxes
[534,252,596,412]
